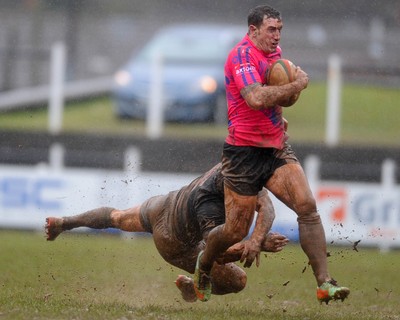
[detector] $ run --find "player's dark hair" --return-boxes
[248,5,281,27]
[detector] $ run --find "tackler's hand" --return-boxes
[240,239,261,268]
[263,232,289,252]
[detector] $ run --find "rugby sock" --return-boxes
[62,207,114,230]
[298,213,329,286]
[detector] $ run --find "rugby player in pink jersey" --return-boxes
[194,5,350,304]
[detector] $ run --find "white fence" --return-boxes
[0,41,346,143]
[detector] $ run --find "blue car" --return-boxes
[112,23,244,123]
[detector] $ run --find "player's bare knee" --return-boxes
[231,271,247,293]
[294,196,317,218]
[216,269,246,294]
[212,268,247,294]
[110,209,122,228]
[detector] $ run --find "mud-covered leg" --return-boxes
[45,207,115,241]
[210,262,247,295]
[175,262,246,302]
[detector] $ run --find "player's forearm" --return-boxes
[249,207,272,247]
[250,189,275,245]
[242,80,306,110]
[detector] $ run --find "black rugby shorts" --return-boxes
[221,142,298,196]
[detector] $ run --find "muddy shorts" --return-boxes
[194,192,225,236]
[189,171,226,237]
[221,142,299,196]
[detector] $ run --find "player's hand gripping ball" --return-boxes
[267,59,300,107]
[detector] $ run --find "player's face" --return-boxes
[252,17,282,53]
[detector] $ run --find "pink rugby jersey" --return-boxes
[224,34,288,149]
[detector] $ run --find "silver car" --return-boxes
[112,23,244,124]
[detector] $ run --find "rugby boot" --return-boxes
[317,279,350,304]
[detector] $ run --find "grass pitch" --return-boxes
[1,230,399,320]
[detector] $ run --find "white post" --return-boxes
[49,143,65,170]
[379,159,396,253]
[325,54,342,147]
[48,42,66,135]
[381,159,396,188]
[304,155,320,193]
[124,146,142,173]
[146,53,164,139]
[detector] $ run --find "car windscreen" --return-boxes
[135,28,240,64]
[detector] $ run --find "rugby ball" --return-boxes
[267,59,300,106]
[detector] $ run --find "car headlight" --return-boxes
[199,76,217,94]
[114,70,132,87]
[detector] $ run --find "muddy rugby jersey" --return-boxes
[140,164,225,245]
